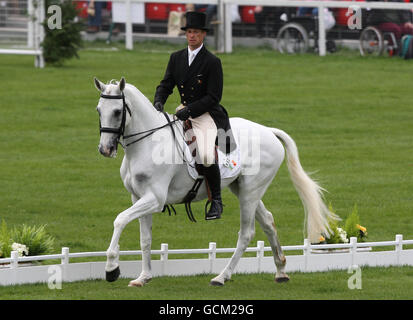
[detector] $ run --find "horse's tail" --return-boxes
[271,128,340,243]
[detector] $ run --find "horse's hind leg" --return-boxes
[255,200,289,283]
[210,192,258,286]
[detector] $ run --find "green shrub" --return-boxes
[0,221,55,258]
[11,224,55,256]
[41,0,83,66]
[319,203,368,244]
[0,220,11,258]
[344,204,360,238]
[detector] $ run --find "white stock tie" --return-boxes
[189,52,195,66]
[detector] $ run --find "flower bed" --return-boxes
[0,220,55,260]
[312,204,369,251]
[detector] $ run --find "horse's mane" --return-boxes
[125,83,155,111]
[105,80,155,112]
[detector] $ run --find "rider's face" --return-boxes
[186,28,206,50]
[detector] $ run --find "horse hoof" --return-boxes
[210,280,224,286]
[128,277,152,287]
[210,274,228,286]
[106,266,120,282]
[128,280,144,287]
[275,275,290,283]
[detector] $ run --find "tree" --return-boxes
[41,0,83,66]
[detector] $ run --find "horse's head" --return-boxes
[94,77,129,158]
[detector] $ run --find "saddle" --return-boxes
[162,116,240,222]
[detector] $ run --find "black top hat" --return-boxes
[181,11,209,31]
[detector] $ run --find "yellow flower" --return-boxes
[319,236,325,242]
[356,224,367,233]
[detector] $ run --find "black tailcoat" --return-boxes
[154,45,231,135]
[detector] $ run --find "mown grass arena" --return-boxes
[1,40,413,300]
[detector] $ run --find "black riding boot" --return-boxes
[203,163,223,220]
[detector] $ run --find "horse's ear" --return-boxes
[94,77,106,92]
[119,77,126,92]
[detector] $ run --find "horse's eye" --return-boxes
[114,110,122,117]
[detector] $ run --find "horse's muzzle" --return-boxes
[98,143,118,158]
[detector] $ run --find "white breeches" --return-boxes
[176,105,217,166]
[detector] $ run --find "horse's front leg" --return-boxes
[105,193,162,282]
[128,214,153,287]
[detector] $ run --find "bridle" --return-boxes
[99,92,131,141]
[98,91,178,148]
[98,90,206,222]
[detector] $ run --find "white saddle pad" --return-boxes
[185,143,241,180]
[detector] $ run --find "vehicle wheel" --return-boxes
[276,23,309,54]
[359,26,384,56]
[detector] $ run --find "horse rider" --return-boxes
[153,11,231,220]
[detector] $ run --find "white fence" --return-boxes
[75,0,413,56]
[0,0,45,67]
[1,234,413,286]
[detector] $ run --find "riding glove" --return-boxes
[175,106,190,121]
[154,101,164,112]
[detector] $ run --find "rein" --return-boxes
[98,91,200,222]
[99,92,178,148]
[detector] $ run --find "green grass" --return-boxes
[1,266,412,300]
[1,41,413,298]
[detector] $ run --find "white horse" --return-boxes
[94,77,338,287]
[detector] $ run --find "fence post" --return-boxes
[257,241,264,273]
[216,0,225,53]
[61,247,69,265]
[60,247,69,282]
[10,251,19,269]
[209,242,216,274]
[125,0,133,50]
[317,5,326,56]
[224,2,233,53]
[33,0,39,52]
[29,0,46,68]
[10,251,19,285]
[395,234,403,265]
[303,239,310,272]
[161,243,168,276]
[27,0,34,48]
[34,0,45,68]
[350,237,357,267]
